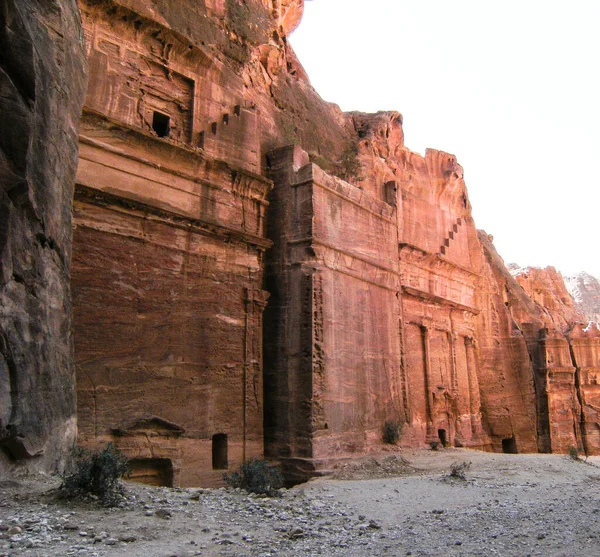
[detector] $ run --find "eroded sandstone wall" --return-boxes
[565,272,600,324]
[351,112,496,451]
[568,323,600,454]
[66,0,600,487]
[0,0,87,473]
[265,146,404,481]
[511,266,584,332]
[100,0,353,162]
[72,0,274,486]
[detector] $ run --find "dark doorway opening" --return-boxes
[212,433,228,470]
[152,111,170,138]
[502,436,518,454]
[128,458,174,487]
[438,429,447,447]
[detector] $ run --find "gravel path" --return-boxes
[1,449,600,556]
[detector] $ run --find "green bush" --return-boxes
[382,420,403,444]
[61,443,129,505]
[568,445,580,461]
[224,458,283,495]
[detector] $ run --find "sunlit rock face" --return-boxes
[509,266,584,332]
[0,0,87,474]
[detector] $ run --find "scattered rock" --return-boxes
[333,456,415,480]
[7,526,22,535]
[288,526,304,539]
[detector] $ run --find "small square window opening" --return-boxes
[152,111,170,138]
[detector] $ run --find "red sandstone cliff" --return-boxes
[2,0,598,483]
[510,265,584,332]
[74,0,600,481]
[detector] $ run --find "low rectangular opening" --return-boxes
[212,433,228,470]
[152,111,170,138]
[502,436,518,454]
[438,429,447,447]
[384,181,398,207]
[128,458,174,487]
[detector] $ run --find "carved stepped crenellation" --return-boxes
[198,102,260,174]
[198,104,243,148]
[440,217,463,256]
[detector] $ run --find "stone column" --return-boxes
[243,288,269,462]
[421,325,436,441]
[449,332,459,395]
[465,337,483,434]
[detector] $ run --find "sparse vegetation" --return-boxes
[334,140,363,183]
[382,420,403,444]
[569,445,581,461]
[60,443,129,506]
[309,152,335,174]
[224,458,283,496]
[448,461,471,480]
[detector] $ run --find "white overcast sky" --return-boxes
[290,0,600,277]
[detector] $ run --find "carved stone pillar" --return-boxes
[421,325,436,441]
[465,337,483,434]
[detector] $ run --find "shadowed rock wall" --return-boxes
[0,0,87,473]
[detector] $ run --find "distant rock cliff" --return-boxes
[565,272,600,324]
[509,265,585,331]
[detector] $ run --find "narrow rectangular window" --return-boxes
[212,433,228,469]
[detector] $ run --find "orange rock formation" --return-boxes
[1,0,598,483]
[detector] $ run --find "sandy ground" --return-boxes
[2,448,600,556]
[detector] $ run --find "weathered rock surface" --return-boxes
[72,0,280,486]
[0,0,87,473]
[565,271,600,324]
[509,265,584,331]
[3,0,600,485]
[72,0,600,484]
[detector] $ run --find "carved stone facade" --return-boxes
[72,0,271,486]
[3,0,600,483]
[264,145,494,480]
[69,0,600,486]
